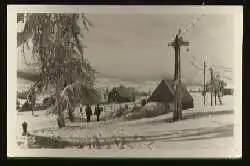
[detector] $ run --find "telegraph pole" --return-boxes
[210,67,213,106]
[214,76,217,106]
[168,29,189,121]
[203,61,206,105]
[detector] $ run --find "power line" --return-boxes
[211,64,233,70]
[188,55,233,77]
[189,60,203,71]
[189,61,233,85]
[212,68,233,82]
[179,1,207,37]
[186,53,233,74]
[220,75,233,81]
[169,13,205,44]
[213,68,233,75]
[190,55,202,64]
[213,68,233,74]
[180,14,205,37]
[190,56,233,73]
[221,69,233,73]
[167,9,207,88]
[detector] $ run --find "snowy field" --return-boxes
[14,92,237,154]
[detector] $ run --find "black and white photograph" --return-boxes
[7,6,242,158]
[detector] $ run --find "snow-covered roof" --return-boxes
[225,84,234,89]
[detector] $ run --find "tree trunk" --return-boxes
[179,106,182,120]
[214,91,217,105]
[218,92,222,105]
[56,96,65,128]
[56,84,65,128]
[68,106,74,122]
[31,103,34,116]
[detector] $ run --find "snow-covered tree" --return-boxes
[17,13,96,128]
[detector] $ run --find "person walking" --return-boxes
[85,104,92,123]
[79,103,84,122]
[94,104,103,122]
[27,87,36,116]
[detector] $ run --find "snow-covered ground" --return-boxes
[15,92,236,153]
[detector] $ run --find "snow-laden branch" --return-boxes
[60,81,80,98]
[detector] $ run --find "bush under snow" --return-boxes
[124,102,171,120]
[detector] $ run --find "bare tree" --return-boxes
[17,13,95,128]
[205,74,227,105]
[214,74,227,105]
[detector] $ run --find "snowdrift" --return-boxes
[124,102,171,120]
[65,102,172,121]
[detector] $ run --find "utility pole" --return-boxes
[210,67,213,106]
[214,75,217,106]
[168,29,189,121]
[203,61,206,105]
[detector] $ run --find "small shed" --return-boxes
[148,79,194,110]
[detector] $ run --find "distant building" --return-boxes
[223,88,234,95]
[95,87,109,102]
[148,79,194,110]
[187,85,202,92]
[223,84,234,96]
[108,86,136,103]
[135,95,148,102]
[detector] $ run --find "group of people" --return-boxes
[80,104,103,123]
[25,86,104,122]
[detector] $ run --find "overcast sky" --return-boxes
[18,13,235,84]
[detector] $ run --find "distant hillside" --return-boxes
[17,71,40,82]
[17,70,203,89]
[96,72,202,86]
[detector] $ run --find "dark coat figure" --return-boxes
[125,104,129,110]
[94,104,103,122]
[85,105,92,123]
[79,104,83,122]
[28,87,36,115]
[80,104,83,113]
[22,121,28,136]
